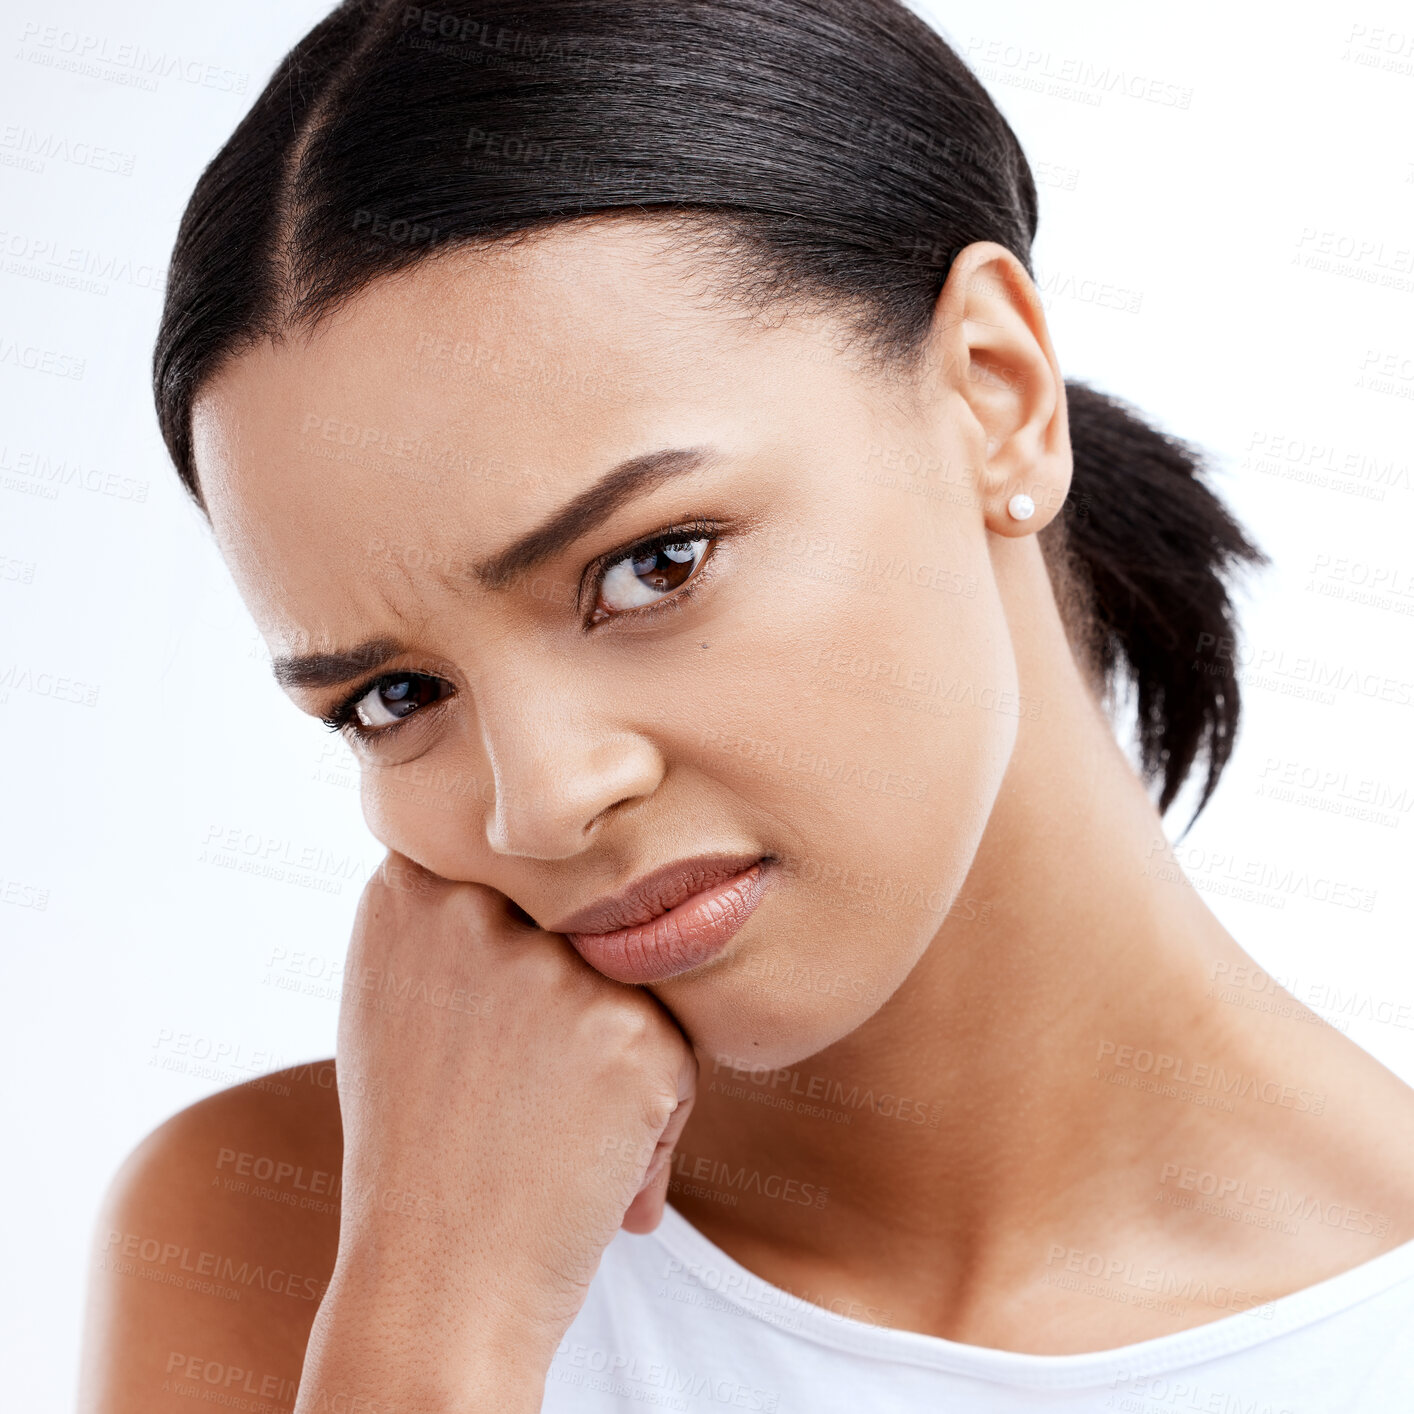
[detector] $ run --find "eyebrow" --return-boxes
[471,444,715,590]
[271,445,716,694]
[272,635,409,692]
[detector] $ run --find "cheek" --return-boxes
[660,546,1019,1066]
[685,516,1017,892]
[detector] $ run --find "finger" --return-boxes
[621,1048,697,1234]
[620,1155,671,1233]
[651,1050,698,1173]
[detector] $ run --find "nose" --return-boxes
[479,692,666,860]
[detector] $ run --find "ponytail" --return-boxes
[1053,382,1267,824]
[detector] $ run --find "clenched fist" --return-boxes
[297,851,698,1414]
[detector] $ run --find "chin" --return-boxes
[656,928,920,1073]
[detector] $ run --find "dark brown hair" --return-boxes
[153,0,1265,822]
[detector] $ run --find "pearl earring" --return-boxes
[1007,492,1036,522]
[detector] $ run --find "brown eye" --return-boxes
[598,537,710,613]
[350,673,446,731]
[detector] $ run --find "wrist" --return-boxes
[298,1257,554,1414]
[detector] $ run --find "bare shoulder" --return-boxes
[77,1060,343,1414]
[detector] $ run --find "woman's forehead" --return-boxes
[193,222,845,489]
[188,229,883,664]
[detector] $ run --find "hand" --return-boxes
[297,850,698,1413]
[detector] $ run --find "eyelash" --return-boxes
[322,518,723,743]
[581,518,721,627]
[320,675,450,739]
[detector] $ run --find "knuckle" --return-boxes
[516,943,572,994]
[583,994,662,1056]
[446,879,511,928]
[373,851,440,897]
[641,1085,681,1133]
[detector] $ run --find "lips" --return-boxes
[547,853,771,985]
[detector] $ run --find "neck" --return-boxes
[671,538,1406,1333]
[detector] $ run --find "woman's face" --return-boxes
[192,218,1041,1068]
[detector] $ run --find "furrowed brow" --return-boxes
[270,447,716,691]
[271,636,407,692]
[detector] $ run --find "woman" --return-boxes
[80,0,1414,1409]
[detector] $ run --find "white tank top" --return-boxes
[542,1204,1414,1411]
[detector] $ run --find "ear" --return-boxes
[924,242,1072,537]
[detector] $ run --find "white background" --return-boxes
[2,0,1412,1406]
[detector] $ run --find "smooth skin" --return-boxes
[79,219,1414,1412]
